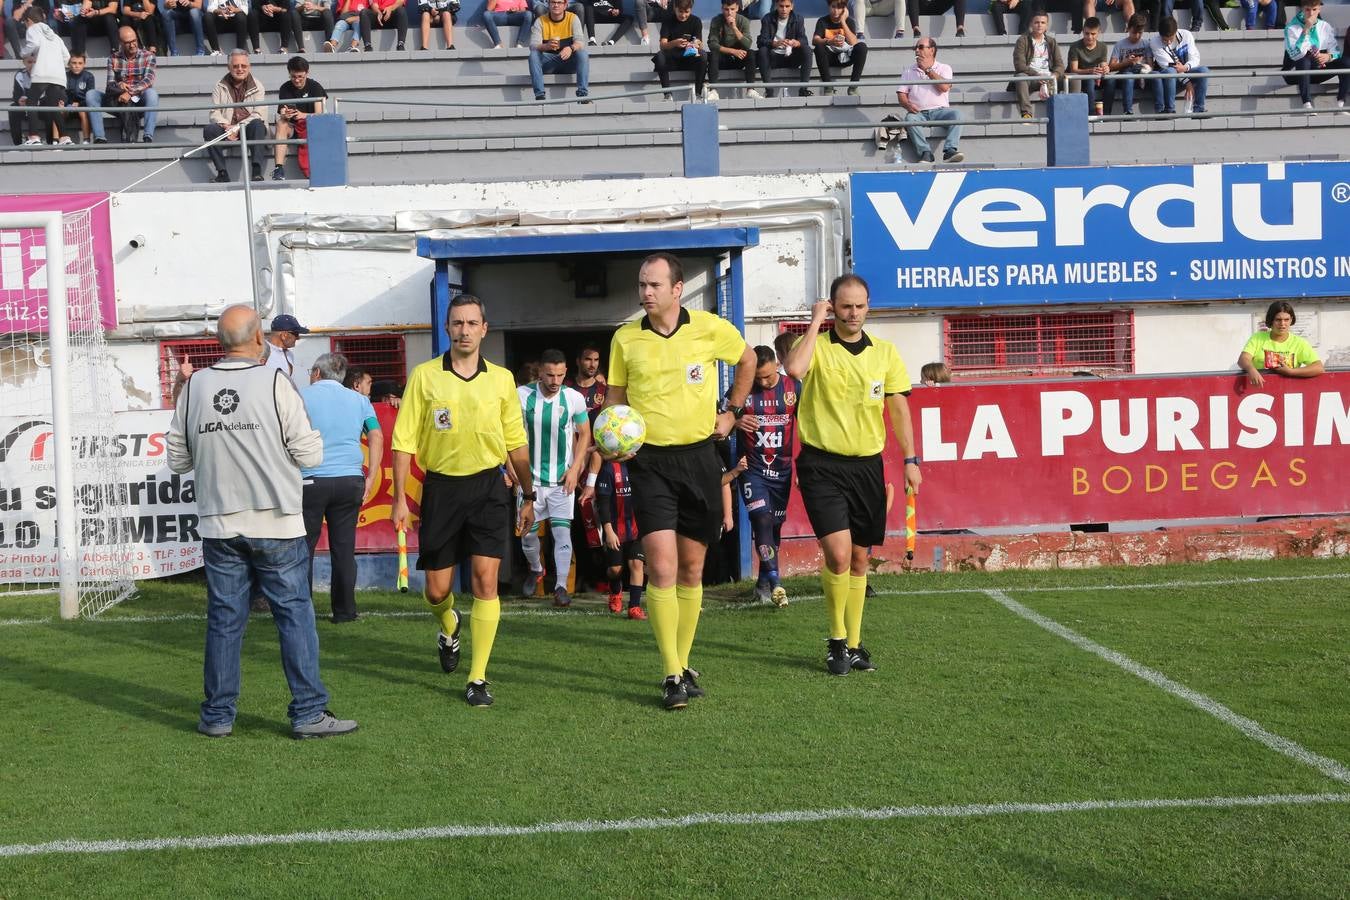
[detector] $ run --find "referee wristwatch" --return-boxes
[904,456,922,466]
[718,398,745,418]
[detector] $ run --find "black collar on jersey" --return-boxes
[640,306,691,338]
[828,327,872,356]
[441,352,487,382]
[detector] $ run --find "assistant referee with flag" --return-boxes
[785,274,922,676]
[391,294,535,708]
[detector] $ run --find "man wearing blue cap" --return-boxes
[266,314,310,387]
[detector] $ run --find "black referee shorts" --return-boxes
[627,439,723,546]
[416,467,510,571]
[796,443,887,548]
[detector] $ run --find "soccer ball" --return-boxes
[593,405,647,459]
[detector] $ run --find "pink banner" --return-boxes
[780,372,1350,533]
[0,192,117,333]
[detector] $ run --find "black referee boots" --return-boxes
[826,638,852,676]
[465,680,494,707]
[681,668,705,698]
[662,675,689,710]
[848,644,876,672]
[438,609,462,673]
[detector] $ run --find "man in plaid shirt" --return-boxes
[86,26,159,144]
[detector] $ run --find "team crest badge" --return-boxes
[869,381,884,400]
[433,407,453,430]
[686,363,705,385]
[783,391,796,407]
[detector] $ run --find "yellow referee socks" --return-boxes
[466,596,500,683]
[427,592,458,635]
[675,583,703,672]
[645,584,683,677]
[822,567,849,640]
[846,574,867,649]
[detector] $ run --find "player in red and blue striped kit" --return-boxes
[735,345,800,607]
[595,458,647,620]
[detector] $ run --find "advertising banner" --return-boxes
[850,162,1350,308]
[781,372,1350,534]
[0,409,202,584]
[0,192,118,333]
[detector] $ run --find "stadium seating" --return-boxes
[2,6,1347,189]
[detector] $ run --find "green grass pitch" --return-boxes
[1,557,1348,897]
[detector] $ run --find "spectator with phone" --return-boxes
[652,0,704,100]
[87,26,159,143]
[528,0,589,101]
[1238,301,1324,387]
[272,53,325,180]
[1148,14,1207,114]
[1106,12,1151,115]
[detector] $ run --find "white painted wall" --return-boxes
[87,171,1347,410]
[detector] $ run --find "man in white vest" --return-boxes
[168,304,358,740]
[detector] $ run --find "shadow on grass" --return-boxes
[1001,850,1168,898]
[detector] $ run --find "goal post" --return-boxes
[0,208,136,619]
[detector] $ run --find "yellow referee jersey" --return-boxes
[391,354,527,476]
[609,308,747,447]
[797,329,911,457]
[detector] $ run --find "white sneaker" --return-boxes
[1303,100,1317,117]
[640,33,650,46]
[746,87,765,99]
[588,35,598,45]
[22,135,41,145]
[57,135,73,145]
[210,49,223,57]
[1339,100,1348,115]
[704,88,719,102]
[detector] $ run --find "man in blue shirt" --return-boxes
[301,352,384,623]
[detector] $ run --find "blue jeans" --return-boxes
[1241,0,1277,28]
[201,535,329,729]
[1109,72,1140,113]
[1152,65,1208,112]
[904,106,960,155]
[159,1,207,55]
[86,87,159,140]
[529,48,590,97]
[483,9,532,46]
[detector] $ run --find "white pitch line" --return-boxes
[0,791,1346,859]
[985,589,1350,786]
[2,570,1348,628]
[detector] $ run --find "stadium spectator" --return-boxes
[529,0,589,101]
[5,0,45,60]
[272,54,324,180]
[262,313,307,379]
[203,48,267,181]
[595,457,646,618]
[1188,0,1229,30]
[901,0,966,38]
[168,304,358,741]
[8,57,33,146]
[323,0,367,49]
[896,37,963,163]
[1041,0,1082,33]
[1084,0,1136,32]
[343,366,372,395]
[288,0,334,52]
[517,348,592,607]
[18,6,69,146]
[482,0,528,48]
[1238,301,1324,387]
[72,0,121,56]
[1067,17,1110,115]
[87,26,159,144]
[1240,0,1278,29]
[1012,11,1063,120]
[575,0,630,44]
[63,51,94,142]
[860,0,905,39]
[301,352,383,624]
[203,0,256,54]
[812,0,867,95]
[159,0,210,56]
[756,0,811,97]
[1281,0,1347,111]
[1148,15,1207,113]
[625,0,665,46]
[362,0,406,49]
[706,0,762,99]
[120,0,163,53]
[652,0,705,100]
[989,0,1031,38]
[919,360,951,384]
[257,0,296,50]
[1106,12,1151,115]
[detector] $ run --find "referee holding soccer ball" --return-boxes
[602,252,756,711]
[785,274,922,677]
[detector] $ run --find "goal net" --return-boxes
[0,208,136,618]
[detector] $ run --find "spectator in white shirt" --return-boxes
[265,314,309,386]
[1148,15,1208,114]
[1281,0,1348,112]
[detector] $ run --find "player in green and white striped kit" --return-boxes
[518,349,592,606]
